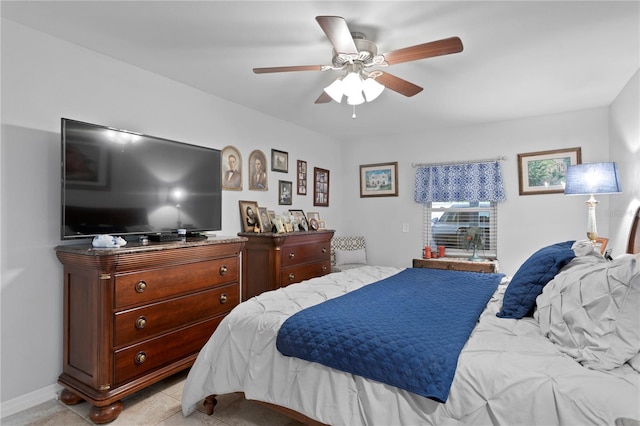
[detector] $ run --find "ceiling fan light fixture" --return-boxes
[341,71,363,97]
[362,77,384,102]
[323,77,344,103]
[346,92,365,106]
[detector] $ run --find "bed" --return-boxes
[181,211,640,425]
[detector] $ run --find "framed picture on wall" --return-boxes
[248,150,268,191]
[271,149,288,172]
[359,162,398,197]
[517,147,581,195]
[278,180,293,205]
[221,145,242,190]
[297,160,307,195]
[313,167,330,207]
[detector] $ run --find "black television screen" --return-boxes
[61,118,222,239]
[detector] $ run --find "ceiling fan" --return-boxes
[253,16,463,106]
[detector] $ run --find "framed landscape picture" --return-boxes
[359,162,398,197]
[518,147,581,195]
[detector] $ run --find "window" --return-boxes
[423,201,498,258]
[414,160,505,259]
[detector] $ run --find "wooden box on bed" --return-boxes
[55,237,245,424]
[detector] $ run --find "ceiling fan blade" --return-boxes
[315,91,332,104]
[315,16,358,55]
[253,65,324,74]
[374,72,423,97]
[383,37,463,65]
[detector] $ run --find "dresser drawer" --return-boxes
[115,257,238,308]
[280,260,331,286]
[113,316,222,385]
[280,243,330,268]
[114,283,238,347]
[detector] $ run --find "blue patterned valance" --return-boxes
[414,161,506,203]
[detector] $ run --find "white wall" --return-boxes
[0,19,342,407]
[341,108,613,274]
[609,70,640,255]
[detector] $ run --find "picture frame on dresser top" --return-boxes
[359,162,399,198]
[239,200,261,233]
[517,147,581,195]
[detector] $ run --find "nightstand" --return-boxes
[413,257,499,273]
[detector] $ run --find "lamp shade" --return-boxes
[564,162,622,195]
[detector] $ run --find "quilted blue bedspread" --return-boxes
[276,267,503,402]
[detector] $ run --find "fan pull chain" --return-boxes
[352,105,357,119]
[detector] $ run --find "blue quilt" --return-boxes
[276,268,503,402]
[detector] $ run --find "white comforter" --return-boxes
[181,265,640,425]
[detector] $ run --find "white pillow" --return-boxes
[334,248,367,266]
[535,254,640,370]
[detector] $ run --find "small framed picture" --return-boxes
[297,160,307,195]
[272,216,285,233]
[517,147,581,195]
[313,167,330,207]
[239,200,261,233]
[258,206,273,233]
[359,162,398,197]
[318,219,327,230]
[289,209,308,232]
[278,180,293,205]
[271,149,288,173]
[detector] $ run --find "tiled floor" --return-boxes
[2,370,304,425]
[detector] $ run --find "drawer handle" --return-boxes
[288,273,295,281]
[219,265,228,276]
[135,280,147,293]
[219,293,228,304]
[321,265,327,272]
[134,351,147,365]
[135,316,147,330]
[447,264,455,270]
[289,252,295,260]
[321,247,327,253]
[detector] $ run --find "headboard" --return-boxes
[627,207,640,254]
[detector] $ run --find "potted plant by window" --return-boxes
[465,227,484,262]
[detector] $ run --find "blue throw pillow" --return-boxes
[496,241,575,319]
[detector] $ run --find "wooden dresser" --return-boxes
[54,237,246,424]
[413,257,499,273]
[239,230,334,300]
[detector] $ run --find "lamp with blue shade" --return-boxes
[564,162,622,244]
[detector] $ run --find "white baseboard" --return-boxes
[1,383,63,419]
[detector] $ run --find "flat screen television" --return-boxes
[61,118,222,239]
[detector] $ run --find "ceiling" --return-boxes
[2,1,639,141]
